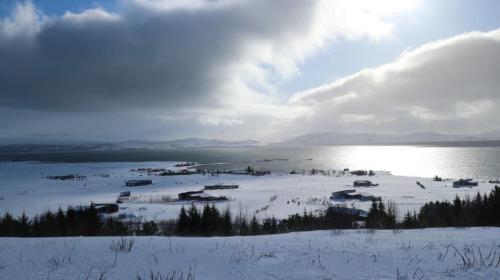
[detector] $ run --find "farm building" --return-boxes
[92,203,119,214]
[331,189,357,199]
[453,179,478,188]
[74,203,119,214]
[178,190,228,201]
[178,190,204,200]
[330,189,381,202]
[116,191,131,203]
[353,180,379,187]
[204,184,239,190]
[125,179,152,187]
[46,174,86,181]
[119,191,131,197]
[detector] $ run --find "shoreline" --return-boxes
[1,161,498,221]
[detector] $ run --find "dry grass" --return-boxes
[110,237,135,253]
[127,194,177,204]
[136,270,195,280]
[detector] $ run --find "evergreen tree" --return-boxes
[200,204,212,236]
[221,207,233,235]
[402,211,418,228]
[56,208,66,236]
[187,204,201,235]
[176,206,189,235]
[18,212,30,236]
[0,212,16,236]
[250,215,260,235]
[366,202,379,228]
[65,207,77,236]
[385,200,398,229]
[270,217,278,234]
[81,206,101,236]
[262,217,278,234]
[31,215,41,236]
[142,221,158,235]
[210,204,221,234]
[238,216,249,235]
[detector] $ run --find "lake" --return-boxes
[2,144,500,179]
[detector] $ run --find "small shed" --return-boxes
[331,189,357,200]
[178,190,228,201]
[125,179,152,187]
[178,190,204,200]
[119,191,131,197]
[204,184,239,190]
[91,203,119,214]
[353,180,378,187]
[331,189,381,202]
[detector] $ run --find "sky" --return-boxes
[0,0,499,144]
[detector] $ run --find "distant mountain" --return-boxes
[116,138,260,149]
[0,138,260,153]
[479,128,500,140]
[275,131,500,146]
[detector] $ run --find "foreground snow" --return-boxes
[0,161,498,221]
[0,228,499,279]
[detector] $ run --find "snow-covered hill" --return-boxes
[277,131,500,146]
[1,228,499,279]
[118,138,260,149]
[0,138,260,153]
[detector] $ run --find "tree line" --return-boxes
[0,206,157,237]
[174,204,360,236]
[0,204,361,237]
[366,186,500,229]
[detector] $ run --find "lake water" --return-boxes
[2,144,500,179]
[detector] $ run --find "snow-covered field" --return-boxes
[0,228,499,279]
[0,161,498,220]
[1,162,499,279]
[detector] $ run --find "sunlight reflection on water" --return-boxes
[2,145,500,178]
[310,146,499,178]
[202,146,500,178]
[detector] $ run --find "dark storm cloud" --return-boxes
[0,0,316,112]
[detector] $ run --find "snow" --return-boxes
[1,161,499,279]
[0,228,499,279]
[0,161,498,221]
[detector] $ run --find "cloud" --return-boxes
[290,29,500,134]
[198,117,243,126]
[0,1,46,38]
[0,0,417,141]
[62,8,120,23]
